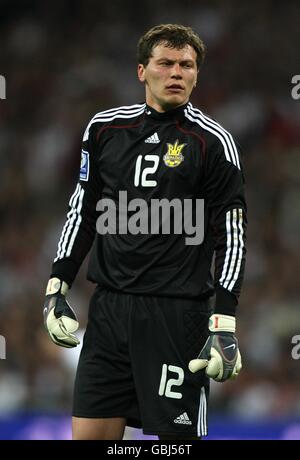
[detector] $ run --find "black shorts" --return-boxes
[73,286,210,437]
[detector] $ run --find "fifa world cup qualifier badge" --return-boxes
[80,150,90,181]
[163,140,186,167]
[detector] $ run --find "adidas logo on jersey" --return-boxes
[174,412,192,425]
[145,132,160,143]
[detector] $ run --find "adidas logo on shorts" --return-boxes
[173,412,192,425]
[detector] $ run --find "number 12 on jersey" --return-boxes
[134,154,159,187]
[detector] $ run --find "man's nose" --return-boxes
[171,63,182,79]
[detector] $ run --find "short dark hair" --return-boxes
[137,24,206,70]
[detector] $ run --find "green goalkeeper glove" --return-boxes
[188,314,242,382]
[43,277,80,348]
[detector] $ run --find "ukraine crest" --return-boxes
[163,140,186,167]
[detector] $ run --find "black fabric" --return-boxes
[52,102,247,315]
[73,286,210,437]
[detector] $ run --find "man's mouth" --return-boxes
[166,84,184,92]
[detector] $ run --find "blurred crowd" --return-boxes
[1,0,300,431]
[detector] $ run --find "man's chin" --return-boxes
[162,95,187,110]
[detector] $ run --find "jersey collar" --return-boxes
[145,102,188,123]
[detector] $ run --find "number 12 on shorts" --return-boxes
[158,364,184,399]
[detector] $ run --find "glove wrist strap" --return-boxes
[46,277,69,296]
[209,314,236,333]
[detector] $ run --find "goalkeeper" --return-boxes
[43,23,247,440]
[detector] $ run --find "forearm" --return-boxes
[213,206,247,316]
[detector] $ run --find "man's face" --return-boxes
[138,43,198,112]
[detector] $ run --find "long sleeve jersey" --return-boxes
[51,102,247,315]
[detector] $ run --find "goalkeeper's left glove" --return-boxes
[188,314,242,382]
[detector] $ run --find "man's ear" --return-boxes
[137,64,146,82]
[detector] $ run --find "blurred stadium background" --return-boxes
[1,0,300,440]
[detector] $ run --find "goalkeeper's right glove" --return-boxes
[43,277,80,348]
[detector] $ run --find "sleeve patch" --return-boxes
[80,150,89,181]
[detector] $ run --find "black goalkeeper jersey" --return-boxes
[51,102,247,314]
